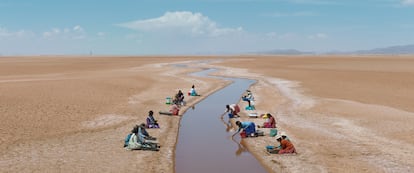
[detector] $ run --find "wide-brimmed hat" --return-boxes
[275,134,283,140]
[262,113,272,119]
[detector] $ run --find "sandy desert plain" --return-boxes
[0,55,413,173]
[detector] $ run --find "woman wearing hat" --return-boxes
[274,133,296,154]
[258,113,276,128]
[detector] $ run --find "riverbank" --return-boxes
[1,55,413,172]
[215,56,414,172]
[0,56,227,172]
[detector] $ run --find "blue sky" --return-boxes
[1,0,414,55]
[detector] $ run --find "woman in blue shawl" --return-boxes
[234,121,256,137]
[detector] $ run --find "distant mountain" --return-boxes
[254,44,414,55]
[252,49,314,55]
[352,44,414,55]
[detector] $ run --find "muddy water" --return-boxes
[175,69,269,173]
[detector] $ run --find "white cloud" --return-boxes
[43,25,86,40]
[307,33,328,39]
[118,11,243,37]
[0,27,34,38]
[401,0,414,5]
[73,25,83,32]
[42,28,60,38]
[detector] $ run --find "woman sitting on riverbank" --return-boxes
[146,110,159,128]
[267,134,296,154]
[126,124,160,151]
[174,90,185,106]
[170,103,180,115]
[188,84,200,96]
[258,113,276,128]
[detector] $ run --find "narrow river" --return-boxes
[175,68,269,173]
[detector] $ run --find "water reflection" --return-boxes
[220,113,249,156]
[234,138,248,156]
[220,113,232,132]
